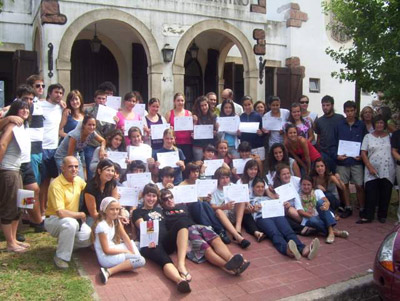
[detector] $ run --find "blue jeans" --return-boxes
[305,199,336,236]
[84,145,96,180]
[324,191,340,211]
[256,216,305,256]
[187,202,224,234]
[321,150,337,174]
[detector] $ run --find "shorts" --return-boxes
[0,169,22,223]
[20,162,37,186]
[187,225,218,263]
[42,149,59,180]
[223,209,237,224]
[30,153,42,185]
[336,165,363,186]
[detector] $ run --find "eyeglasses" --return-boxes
[299,101,309,104]
[161,195,173,202]
[67,165,79,169]
[35,84,45,89]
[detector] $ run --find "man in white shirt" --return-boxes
[216,88,243,115]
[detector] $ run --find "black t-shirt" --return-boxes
[162,204,194,230]
[131,207,167,240]
[81,179,117,215]
[391,130,400,161]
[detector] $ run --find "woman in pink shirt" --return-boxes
[116,92,143,146]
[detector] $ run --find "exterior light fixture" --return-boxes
[90,23,102,53]
[189,40,199,60]
[162,44,174,62]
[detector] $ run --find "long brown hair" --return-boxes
[91,201,121,244]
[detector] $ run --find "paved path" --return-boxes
[77,214,395,300]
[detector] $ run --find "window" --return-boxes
[309,78,320,93]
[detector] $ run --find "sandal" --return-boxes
[255,232,266,243]
[308,238,320,260]
[224,254,244,271]
[177,280,191,294]
[7,246,28,253]
[334,230,349,238]
[239,239,251,249]
[300,226,316,236]
[178,270,192,282]
[288,240,301,260]
[234,260,250,276]
[326,233,335,244]
[17,241,30,248]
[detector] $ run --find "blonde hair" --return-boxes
[91,210,121,244]
[163,128,178,151]
[173,92,185,109]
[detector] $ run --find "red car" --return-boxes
[374,224,400,300]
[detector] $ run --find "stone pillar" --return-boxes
[244,69,259,100]
[56,58,71,93]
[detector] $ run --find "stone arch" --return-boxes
[57,8,163,95]
[173,19,258,103]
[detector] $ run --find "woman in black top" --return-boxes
[131,184,191,294]
[82,159,118,225]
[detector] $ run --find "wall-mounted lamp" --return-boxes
[259,56,267,84]
[189,40,199,60]
[90,23,102,53]
[48,43,53,78]
[162,44,174,62]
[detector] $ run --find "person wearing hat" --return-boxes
[44,156,90,269]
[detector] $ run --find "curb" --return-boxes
[280,273,379,301]
[73,253,101,301]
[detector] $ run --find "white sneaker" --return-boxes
[100,267,109,284]
[53,256,69,269]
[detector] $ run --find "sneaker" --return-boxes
[340,208,352,219]
[54,256,69,269]
[100,267,109,284]
[219,232,231,244]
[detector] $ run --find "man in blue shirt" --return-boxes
[334,101,367,218]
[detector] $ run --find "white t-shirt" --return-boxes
[263,109,290,147]
[41,100,62,149]
[94,220,116,259]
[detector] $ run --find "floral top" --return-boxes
[361,133,395,184]
[286,119,312,139]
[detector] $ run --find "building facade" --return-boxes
[0,0,373,114]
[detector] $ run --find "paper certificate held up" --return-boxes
[128,145,152,162]
[124,120,144,136]
[274,182,298,202]
[232,158,251,175]
[217,116,239,132]
[337,140,361,158]
[203,159,224,177]
[170,185,198,204]
[223,184,250,203]
[157,151,180,168]
[196,179,218,197]
[151,123,170,140]
[117,186,139,207]
[126,172,152,190]
[194,124,214,140]
[106,96,122,111]
[262,116,283,131]
[239,122,259,133]
[174,116,193,131]
[251,146,266,161]
[108,151,128,169]
[17,189,35,209]
[96,104,117,124]
[140,219,159,248]
[133,103,146,117]
[261,199,285,218]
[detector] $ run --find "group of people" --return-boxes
[0,74,399,294]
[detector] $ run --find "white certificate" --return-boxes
[13,125,31,159]
[128,145,152,162]
[124,120,144,136]
[140,219,159,248]
[217,116,239,132]
[151,123,170,140]
[96,104,117,124]
[108,151,128,169]
[17,189,35,209]
[174,116,194,131]
[337,140,361,158]
[275,182,298,202]
[261,199,285,218]
[106,96,121,111]
[170,185,198,204]
[239,122,259,133]
[117,186,140,207]
[203,159,224,177]
[196,179,218,197]
[223,184,250,203]
[157,151,180,168]
[133,104,146,117]
[251,146,266,161]
[194,124,214,140]
[232,158,251,175]
[262,116,283,131]
[126,172,152,190]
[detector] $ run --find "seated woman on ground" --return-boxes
[266,143,301,184]
[83,159,118,226]
[160,188,250,276]
[92,197,146,285]
[298,175,349,244]
[90,129,126,177]
[197,144,230,179]
[156,166,175,190]
[310,158,344,213]
[249,177,320,260]
[131,184,192,294]
[210,167,251,249]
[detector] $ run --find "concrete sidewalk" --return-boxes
[76,213,394,300]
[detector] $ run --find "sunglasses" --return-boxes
[299,101,309,104]
[35,84,46,88]
[161,195,173,202]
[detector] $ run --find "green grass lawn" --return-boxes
[0,227,93,301]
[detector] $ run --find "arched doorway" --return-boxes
[184,52,203,110]
[71,40,119,102]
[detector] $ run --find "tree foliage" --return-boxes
[323,0,400,108]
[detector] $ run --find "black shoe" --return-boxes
[219,232,231,244]
[378,218,386,224]
[34,222,46,233]
[17,233,25,242]
[239,239,251,249]
[359,208,365,218]
[340,208,352,219]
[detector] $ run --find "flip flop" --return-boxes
[177,280,191,294]
[224,254,244,271]
[235,261,250,276]
[288,240,301,260]
[178,270,192,282]
[7,246,28,253]
[256,232,266,243]
[17,242,30,248]
[308,238,320,260]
